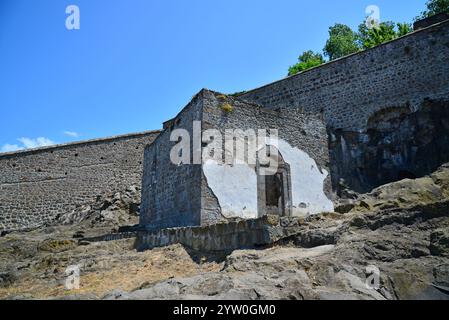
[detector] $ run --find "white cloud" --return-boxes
[1,137,56,153]
[1,144,23,153]
[18,137,56,149]
[63,131,79,138]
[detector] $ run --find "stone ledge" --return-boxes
[136,215,305,252]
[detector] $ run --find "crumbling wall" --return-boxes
[140,90,333,231]
[0,131,160,232]
[240,20,449,131]
[201,90,333,222]
[329,99,449,194]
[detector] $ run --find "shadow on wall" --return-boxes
[329,99,449,195]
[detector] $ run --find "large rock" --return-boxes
[2,164,449,300]
[102,164,449,300]
[56,185,141,228]
[430,229,449,257]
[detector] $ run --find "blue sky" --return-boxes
[0,0,426,152]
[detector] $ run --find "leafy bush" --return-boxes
[285,1,442,80]
[324,24,360,61]
[288,50,325,76]
[358,22,412,49]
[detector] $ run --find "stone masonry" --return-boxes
[329,98,449,193]
[140,93,204,230]
[240,20,449,131]
[0,131,160,232]
[140,89,331,231]
[1,17,448,234]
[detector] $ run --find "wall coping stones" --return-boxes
[0,130,162,159]
[239,18,449,97]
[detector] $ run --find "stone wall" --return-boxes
[136,215,304,252]
[201,90,333,222]
[0,131,160,232]
[140,90,333,231]
[7,19,447,233]
[240,20,449,131]
[140,93,204,230]
[329,99,449,194]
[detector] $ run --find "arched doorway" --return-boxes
[256,146,292,217]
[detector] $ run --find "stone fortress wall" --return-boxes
[0,131,160,232]
[140,93,204,231]
[240,19,449,131]
[240,19,449,193]
[200,90,332,224]
[1,17,448,233]
[140,89,332,231]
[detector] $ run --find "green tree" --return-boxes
[416,0,449,20]
[288,50,325,76]
[396,22,413,37]
[323,23,360,61]
[357,21,411,49]
[356,23,370,48]
[360,21,395,48]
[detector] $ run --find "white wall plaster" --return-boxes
[202,138,334,219]
[267,138,334,216]
[203,159,258,219]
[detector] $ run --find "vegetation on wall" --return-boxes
[323,24,360,61]
[287,0,446,75]
[221,103,234,113]
[288,51,325,76]
[357,22,413,49]
[416,0,449,20]
[230,91,247,97]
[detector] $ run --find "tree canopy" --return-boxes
[287,0,447,75]
[357,22,412,49]
[323,24,360,61]
[416,0,449,20]
[288,51,325,76]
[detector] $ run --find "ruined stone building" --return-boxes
[140,90,332,231]
[0,16,448,233]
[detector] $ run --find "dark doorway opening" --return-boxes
[265,172,285,215]
[257,146,292,217]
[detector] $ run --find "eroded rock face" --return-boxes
[329,99,449,194]
[105,164,449,300]
[430,229,449,257]
[1,165,449,300]
[55,185,141,229]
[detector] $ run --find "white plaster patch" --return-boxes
[202,138,334,219]
[203,160,258,219]
[265,138,334,216]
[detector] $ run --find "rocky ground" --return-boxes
[1,166,449,300]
